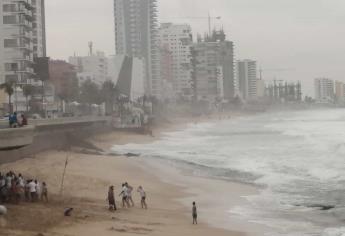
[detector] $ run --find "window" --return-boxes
[4,39,17,48]
[3,15,17,24]
[4,63,18,72]
[3,4,16,12]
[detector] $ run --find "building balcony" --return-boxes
[15,0,34,11]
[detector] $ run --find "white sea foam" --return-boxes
[111,109,345,235]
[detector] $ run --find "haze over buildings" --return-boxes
[43,0,345,97]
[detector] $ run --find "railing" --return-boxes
[0,116,111,129]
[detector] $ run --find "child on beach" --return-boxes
[107,186,116,211]
[137,186,147,209]
[41,182,48,202]
[192,202,197,225]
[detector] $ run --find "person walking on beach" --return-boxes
[28,180,37,202]
[125,182,134,207]
[41,182,48,202]
[107,186,116,211]
[137,186,147,209]
[119,184,130,208]
[192,202,198,225]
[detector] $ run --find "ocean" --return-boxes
[111,109,345,236]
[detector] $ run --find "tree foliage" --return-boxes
[78,79,102,105]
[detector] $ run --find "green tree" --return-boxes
[79,79,102,105]
[0,82,14,113]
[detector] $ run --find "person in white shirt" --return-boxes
[137,186,147,209]
[28,180,37,202]
[125,182,134,207]
[6,174,12,189]
[35,180,41,199]
[119,184,130,208]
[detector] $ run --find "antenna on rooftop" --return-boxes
[88,41,93,56]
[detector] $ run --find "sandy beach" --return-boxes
[0,117,265,236]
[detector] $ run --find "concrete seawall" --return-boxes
[0,117,112,164]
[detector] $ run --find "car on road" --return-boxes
[0,114,9,121]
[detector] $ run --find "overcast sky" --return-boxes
[45,0,345,96]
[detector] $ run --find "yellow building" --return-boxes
[0,89,6,115]
[335,81,345,101]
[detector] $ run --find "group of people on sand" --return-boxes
[0,171,48,204]
[107,182,147,211]
[8,112,28,128]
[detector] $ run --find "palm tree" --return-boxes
[0,82,14,113]
[22,84,34,112]
[101,80,118,115]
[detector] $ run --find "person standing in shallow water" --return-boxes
[137,186,147,209]
[192,202,198,225]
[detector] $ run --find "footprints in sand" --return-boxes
[108,218,163,234]
[109,226,153,234]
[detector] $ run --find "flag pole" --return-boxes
[59,149,70,196]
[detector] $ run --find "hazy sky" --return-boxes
[45,0,345,96]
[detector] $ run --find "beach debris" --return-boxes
[64,207,74,216]
[125,153,140,157]
[0,205,7,216]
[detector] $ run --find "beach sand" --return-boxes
[0,120,265,236]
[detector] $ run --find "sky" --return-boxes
[45,0,345,96]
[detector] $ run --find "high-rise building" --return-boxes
[113,0,160,98]
[0,0,46,112]
[236,60,257,100]
[159,23,193,97]
[314,78,334,103]
[191,30,235,101]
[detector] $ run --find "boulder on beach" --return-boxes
[0,205,7,215]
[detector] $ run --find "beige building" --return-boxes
[335,81,345,101]
[0,90,6,115]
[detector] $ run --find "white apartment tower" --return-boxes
[159,23,193,96]
[69,51,109,86]
[0,0,46,85]
[236,60,257,100]
[113,0,161,98]
[314,78,334,103]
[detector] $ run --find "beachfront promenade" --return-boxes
[0,116,111,129]
[0,116,111,151]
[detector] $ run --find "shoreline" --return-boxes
[91,114,269,234]
[0,114,266,236]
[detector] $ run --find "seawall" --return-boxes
[0,117,111,164]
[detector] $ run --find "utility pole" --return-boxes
[208,13,211,36]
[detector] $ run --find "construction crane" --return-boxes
[259,68,294,80]
[161,14,222,36]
